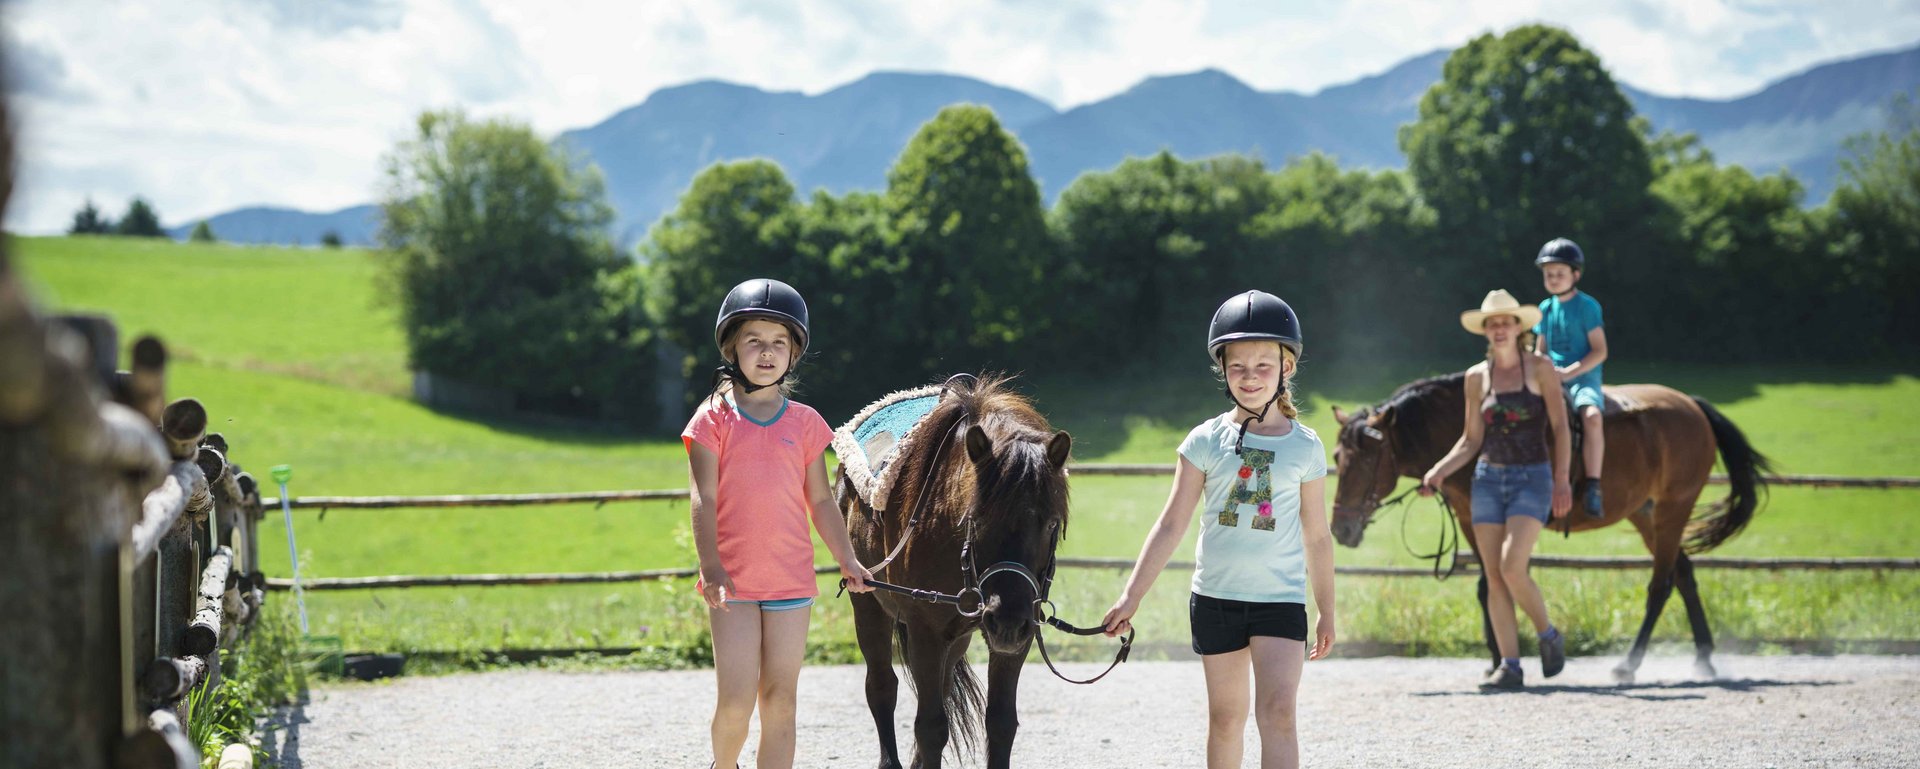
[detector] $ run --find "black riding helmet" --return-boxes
[1535,237,1585,271]
[713,278,809,394]
[715,278,810,360]
[1207,290,1303,361]
[1207,290,1303,455]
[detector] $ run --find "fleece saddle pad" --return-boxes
[833,384,946,511]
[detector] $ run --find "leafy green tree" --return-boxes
[1400,25,1654,293]
[115,197,164,237]
[1648,132,1830,359]
[1830,92,1920,354]
[188,220,217,243]
[1050,151,1278,359]
[320,230,344,248]
[639,160,802,387]
[68,198,112,235]
[1249,155,1440,365]
[380,109,652,424]
[885,105,1053,364]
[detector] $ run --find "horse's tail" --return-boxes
[1685,396,1773,553]
[944,653,984,757]
[892,623,984,759]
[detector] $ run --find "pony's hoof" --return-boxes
[1611,665,1636,685]
[1694,660,1718,680]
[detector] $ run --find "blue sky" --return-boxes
[5,0,1919,234]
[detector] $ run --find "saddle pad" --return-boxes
[834,384,946,510]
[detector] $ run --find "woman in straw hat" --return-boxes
[1417,289,1573,690]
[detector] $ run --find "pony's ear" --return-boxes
[1332,405,1349,423]
[965,424,993,464]
[1045,431,1072,468]
[1362,407,1393,440]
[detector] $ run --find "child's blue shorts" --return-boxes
[724,597,814,611]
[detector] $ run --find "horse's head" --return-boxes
[961,420,1072,656]
[1329,403,1398,548]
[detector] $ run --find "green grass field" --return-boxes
[15,235,1920,668]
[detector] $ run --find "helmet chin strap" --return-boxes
[711,362,787,396]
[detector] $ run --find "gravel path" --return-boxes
[265,654,1920,768]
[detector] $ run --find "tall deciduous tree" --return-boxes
[1401,25,1654,292]
[1831,93,1920,354]
[380,109,652,423]
[885,105,1052,363]
[640,159,801,386]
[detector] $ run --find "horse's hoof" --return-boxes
[1611,665,1636,685]
[1694,660,1718,680]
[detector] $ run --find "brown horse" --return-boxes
[1328,373,1770,683]
[839,375,1072,769]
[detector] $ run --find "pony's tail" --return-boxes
[1685,397,1772,553]
[891,623,984,760]
[945,655,984,758]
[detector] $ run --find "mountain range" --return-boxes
[177,43,1920,247]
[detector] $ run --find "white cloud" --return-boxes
[5,0,1918,233]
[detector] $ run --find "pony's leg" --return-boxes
[1614,565,1675,685]
[1673,553,1718,679]
[1615,497,1693,684]
[850,595,903,769]
[1477,572,1499,673]
[983,649,1026,769]
[905,630,965,769]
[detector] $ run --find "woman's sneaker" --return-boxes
[1540,629,1566,678]
[1480,665,1524,690]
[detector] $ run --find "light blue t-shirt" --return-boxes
[1177,415,1328,604]
[1535,291,1604,382]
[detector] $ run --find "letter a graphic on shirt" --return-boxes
[1217,447,1276,531]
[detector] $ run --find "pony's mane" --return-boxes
[1372,371,1467,456]
[899,373,1068,534]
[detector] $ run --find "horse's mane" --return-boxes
[896,373,1069,535]
[1373,371,1467,455]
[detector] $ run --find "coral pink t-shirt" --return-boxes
[683,396,834,600]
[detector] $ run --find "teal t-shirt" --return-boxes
[1177,415,1327,604]
[1535,291,1604,380]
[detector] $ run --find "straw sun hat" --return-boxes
[1459,289,1543,335]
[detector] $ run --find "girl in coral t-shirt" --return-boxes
[683,278,872,769]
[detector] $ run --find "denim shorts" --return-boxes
[1563,374,1604,412]
[1470,460,1553,526]
[723,597,814,612]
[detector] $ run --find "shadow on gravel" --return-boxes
[1411,678,1842,702]
[261,697,313,769]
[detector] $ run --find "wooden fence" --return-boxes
[2,306,269,769]
[256,467,1920,593]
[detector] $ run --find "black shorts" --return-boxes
[1189,593,1308,655]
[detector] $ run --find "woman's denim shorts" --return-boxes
[1470,460,1553,526]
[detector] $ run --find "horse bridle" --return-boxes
[839,373,1134,685]
[1341,412,1463,580]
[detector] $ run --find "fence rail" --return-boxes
[267,553,1920,592]
[259,467,1920,511]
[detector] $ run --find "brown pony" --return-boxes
[1329,373,1770,683]
[839,375,1072,769]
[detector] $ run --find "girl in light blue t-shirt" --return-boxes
[1104,290,1337,769]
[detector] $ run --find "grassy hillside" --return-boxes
[15,235,1919,663]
